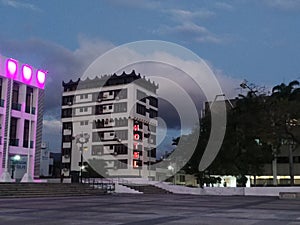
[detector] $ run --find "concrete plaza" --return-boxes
[0,194,299,225]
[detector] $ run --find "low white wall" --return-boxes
[154,183,300,197]
[115,183,143,194]
[244,187,300,196]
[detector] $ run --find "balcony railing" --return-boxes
[9,139,19,147]
[23,140,34,148]
[12,102,21,111]
[25,106,36,114]
[0,99,4,107]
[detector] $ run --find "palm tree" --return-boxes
[272,80,300,99]
[271,80,300,186]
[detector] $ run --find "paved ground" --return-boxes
[0,194,299,225]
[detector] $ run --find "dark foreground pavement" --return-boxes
[0,194,299,225]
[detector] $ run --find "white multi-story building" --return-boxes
[61,71,158,179]
[0,55,46,181]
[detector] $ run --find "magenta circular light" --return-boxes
[22,65,32,82]
[37,70,46,85]
[6,59,18,77]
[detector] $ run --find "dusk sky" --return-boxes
[1,0,300,152]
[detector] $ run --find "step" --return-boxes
[122,184,172,194]
[0,183,107,198]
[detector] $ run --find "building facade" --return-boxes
[61,71,158,179]
[0,55,46,181]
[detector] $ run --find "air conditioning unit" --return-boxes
[67,101,72,106]
[63,168,68,172]
[64,154,70,159]
[115,96,120,100]
[41,143,47,149]
[97,98,102,102]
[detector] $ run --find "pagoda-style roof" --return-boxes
[62,70,158,93]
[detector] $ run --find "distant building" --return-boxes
[61,71,158,179]
[39,143,62,177]
[0,55,46,181]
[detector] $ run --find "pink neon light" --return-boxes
[22,65,32,83]
[6,58,18,78]
[36,70,46,86]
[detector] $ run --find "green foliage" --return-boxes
[174,79,300,182]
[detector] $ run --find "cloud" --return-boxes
[159,23,225,44]
[0,37,240,151]
[263,0,300,10]
[1,0,41,12]
[0,36,114,114]
[166,8,216,21]
[105,0,161,10]
[214,2,234,11]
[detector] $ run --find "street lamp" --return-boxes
[168,165,175,184]
[75,132,90,183]
[11,155,21,179]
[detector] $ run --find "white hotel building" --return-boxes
[0,55,46,181]
[61,71,158,179]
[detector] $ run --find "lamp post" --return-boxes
[75,132,90,183]
[11,155,21,179]
[168,165,175,184]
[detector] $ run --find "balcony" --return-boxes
[23,140,34,148]
[9,139,19,147]
[63,129,72,135]
[0,99,4,107]
[25,106,36,114]
[12,102,21,111]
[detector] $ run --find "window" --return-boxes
[115,118,128,127]
[179,175,185,183]
[10,117,18,143]
[115,159,128,169]
[12,82,19,104]
[115,130,128,140]
[63,122,72,130]
[79,107,88,113]
[23,120,30,147]
[109,105,112,110]
[115,88,127,99]
[92,145,103,155]
[92,132,103,142]
[148,96,158,107]
[93,119,104,129]
[79,94,88,99]
[114,144,128,155]
[80,121,88,126]
[137,90,147,103]
[149,109,158,118]
[62,96,74,105]
[114,102,127,113]
[136,103,146,116]
[62,109,72,118]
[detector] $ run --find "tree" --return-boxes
[267,80,300,185]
